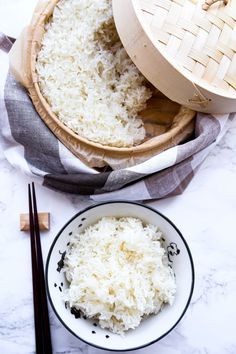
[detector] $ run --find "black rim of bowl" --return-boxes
[46,201,195,352]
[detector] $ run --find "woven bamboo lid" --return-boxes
[113,0,236,113]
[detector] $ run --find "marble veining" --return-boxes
[1,1,236,353]
[1,115,236,354]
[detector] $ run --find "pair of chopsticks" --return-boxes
[28,183,52,354]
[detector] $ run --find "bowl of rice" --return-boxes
[46,201,194,351]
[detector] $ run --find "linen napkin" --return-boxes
[0,33,234,201]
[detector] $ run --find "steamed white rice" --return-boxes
[64,216,176,334]
[36,0,152,147]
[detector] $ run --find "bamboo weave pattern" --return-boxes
[139,0,236,92]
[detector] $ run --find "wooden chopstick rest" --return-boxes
[20,212,50,231]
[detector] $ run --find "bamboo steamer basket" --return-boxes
[113,0,236,113]
[9,0,196,169]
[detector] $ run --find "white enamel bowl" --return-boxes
[46,201,194,351]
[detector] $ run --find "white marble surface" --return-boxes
[1,1,236,353]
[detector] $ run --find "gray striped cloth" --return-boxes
[0,32,234,201]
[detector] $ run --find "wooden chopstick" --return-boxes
[28,183,52,354]
[28,185,43,354]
